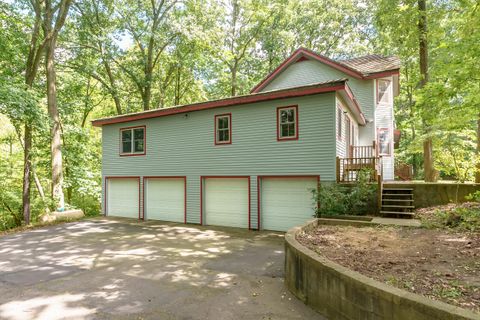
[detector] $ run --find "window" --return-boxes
[120,126,145,156]
[377,79,391,104]
[277,105,298,140]
[215,114,231,145]
[377,128,391,156]
[346,116,351,146]
[337,106,343,139]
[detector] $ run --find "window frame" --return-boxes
[119,125,146,156]
[276,105,299,141]
[336,106,343,141]
[214,113,232,145]
[377,78,392,105]
[377,127,391,156]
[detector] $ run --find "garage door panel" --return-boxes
[261,178,317,231]
[205,178,249,228]
[146,178,184,222]
[107,178,139,218]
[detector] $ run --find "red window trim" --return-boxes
[104,176,142,219]
[143,176,187,224]
[376,78,392,105]
[256,175,320,231]
[200,176,251,229]
[119,125,146,156]
[214,113,232,145]
[377,127,392,156]
[276,105,299,141]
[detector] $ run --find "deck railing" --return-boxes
[336,156,382,183]
[348,141,378,158]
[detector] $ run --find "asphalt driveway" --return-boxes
[0,218,324,320]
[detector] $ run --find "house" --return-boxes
[92,47,400,232]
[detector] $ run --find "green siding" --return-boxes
[262,60,376,144]
[102,93,336,227]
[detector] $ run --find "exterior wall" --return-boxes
[260,60,376,144]
[102,93,337,227]
[259,59,396,181]
[374,77,395,180]
[335,95,359,158]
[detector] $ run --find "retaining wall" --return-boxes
[285,219,480,320]
[383,183,480,208]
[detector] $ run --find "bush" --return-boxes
[313,169,377,216]
[435,205,480,231]
[466,191,480,202]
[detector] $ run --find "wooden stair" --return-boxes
[380,188,415,218]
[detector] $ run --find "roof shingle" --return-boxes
[337,54,401,76]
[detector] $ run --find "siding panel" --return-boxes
[261,60,376,144]
[102,94,336,224]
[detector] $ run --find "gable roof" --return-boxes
[251,47,400,93]
[92,79,366,127]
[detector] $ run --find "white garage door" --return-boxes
[107,178,139,218]
[261,177,317,231]
[205,178,249,228]
[145,178,185,222]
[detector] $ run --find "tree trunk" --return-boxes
[476,114,480,183]
[103,59,122,115]
[45,37,65,210]
[418,0,436,182]
[22,124,32,224]
[231,60,238,96]
[175,65,181,105]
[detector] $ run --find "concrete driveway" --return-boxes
[0,218,324,320]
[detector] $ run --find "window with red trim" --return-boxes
[215,114,231,145]
[120,126,145,155]
[378,79,392,104]
[277,106,298,140]
[377,128,391,156]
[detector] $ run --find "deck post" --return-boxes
[336,157,340,182]
[377,173,383,215]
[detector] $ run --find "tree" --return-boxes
[116,0,179,110]
[41,0,73,210]
[73,0,124,115]
[0,1,45,224]
[417,0,436,182]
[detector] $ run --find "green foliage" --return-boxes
[314,170,378,216]
[374,0,480,182]
[420,203,480,232]
[466,191,480,203]
[314,183,350,216]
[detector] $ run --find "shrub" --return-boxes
[313,169,377,216]
[437,206,480,231]
[314,183,349,216]
[466,191,480,202]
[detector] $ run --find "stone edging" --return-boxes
[284,219,480,320]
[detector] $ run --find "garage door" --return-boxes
[106,178,139,218]
[260,177,317,231]
[145,177,185,222]
[204,178,249,228]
